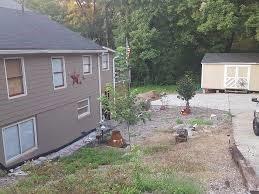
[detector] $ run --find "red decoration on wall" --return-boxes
[70,72,82,85]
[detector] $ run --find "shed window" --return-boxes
[51,57,66,89]
[2,117,37,162]
[77,98,90,119]
[4,58,27,98]
[83,56,92,74]
[102,53,109,70]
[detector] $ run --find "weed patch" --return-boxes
[188,118,213,126]
[143,144,170,155]
[176,118,184,124]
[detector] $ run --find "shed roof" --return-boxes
[0,7,103,51]
[202,53,259,64]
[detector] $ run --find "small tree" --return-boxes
[100,85,150,149]
[176,73,196,111]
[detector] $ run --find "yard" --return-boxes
[0,107,246,193]
[132,85,177,95]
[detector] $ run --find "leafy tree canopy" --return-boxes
[23,0,259,85]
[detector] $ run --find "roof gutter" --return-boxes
[0,49,106,55]
[202,62,259,65]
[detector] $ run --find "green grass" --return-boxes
[143,144,170,155]
[1,147,202,194]
[60,147,131,173]
[188,118,213,126]
[176,118,184,124]
[132,85,177,95]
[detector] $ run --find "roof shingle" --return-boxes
[202,53,259,64]
[0,7,103,50]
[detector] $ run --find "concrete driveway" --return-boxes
[152,93,259,175]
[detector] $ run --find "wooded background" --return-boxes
[24,0,259,85]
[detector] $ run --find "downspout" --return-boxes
[97,54,103,122]
[113,56,119,94]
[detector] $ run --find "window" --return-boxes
[77,98,90,119]
[51,57,66,89]
[83,56,92,75]
[2,117,37,162]
[4,58,27,99]
[102,53,109,70]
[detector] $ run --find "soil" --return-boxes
[116,107,248,193]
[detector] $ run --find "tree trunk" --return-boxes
[127,123,131,150]
[225,32,235,52]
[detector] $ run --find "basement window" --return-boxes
[2,117,37,163]
[77,98,90,119]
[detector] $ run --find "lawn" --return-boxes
[0,147,202,194]
[132,85,177,95]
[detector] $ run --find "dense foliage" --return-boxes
[24,0,259,85]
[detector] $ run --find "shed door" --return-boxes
[225,66,250,89]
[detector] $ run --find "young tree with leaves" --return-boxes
[176,73,196,111]
[100,85,150,149]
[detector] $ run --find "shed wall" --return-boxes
[250,65,259,91]
[202,64,225,90]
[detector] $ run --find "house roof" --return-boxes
[202,53,259,64]
[0,7,103,51]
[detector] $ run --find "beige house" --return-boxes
[201,53,259,92]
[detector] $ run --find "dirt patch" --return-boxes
[116,107,247,193]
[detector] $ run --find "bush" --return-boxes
[176,73,196,109]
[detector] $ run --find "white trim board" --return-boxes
[0,49,106,55]
[202,62,259,65]
[102,46,116,53]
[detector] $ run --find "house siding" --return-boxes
[0,53,112,167]
[0,54,100,126]
[101,52,114,92]
[202,64,225,90]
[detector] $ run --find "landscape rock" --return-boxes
[210,114,217,121]
[32,160,43,166]
[173,124,185,130]
[8,169,28,177]
[38,157,47,162]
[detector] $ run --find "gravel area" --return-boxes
[117,106,231,145]
[116,107,247,193]
[152,93,259,177]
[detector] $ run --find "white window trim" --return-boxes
[51,56,67,90]
[3,57,28,100]
[82,55,92,75]
[77,98,91,119]
[102,53,110,71]
[224,64,251,90]
[2,117,38,164]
